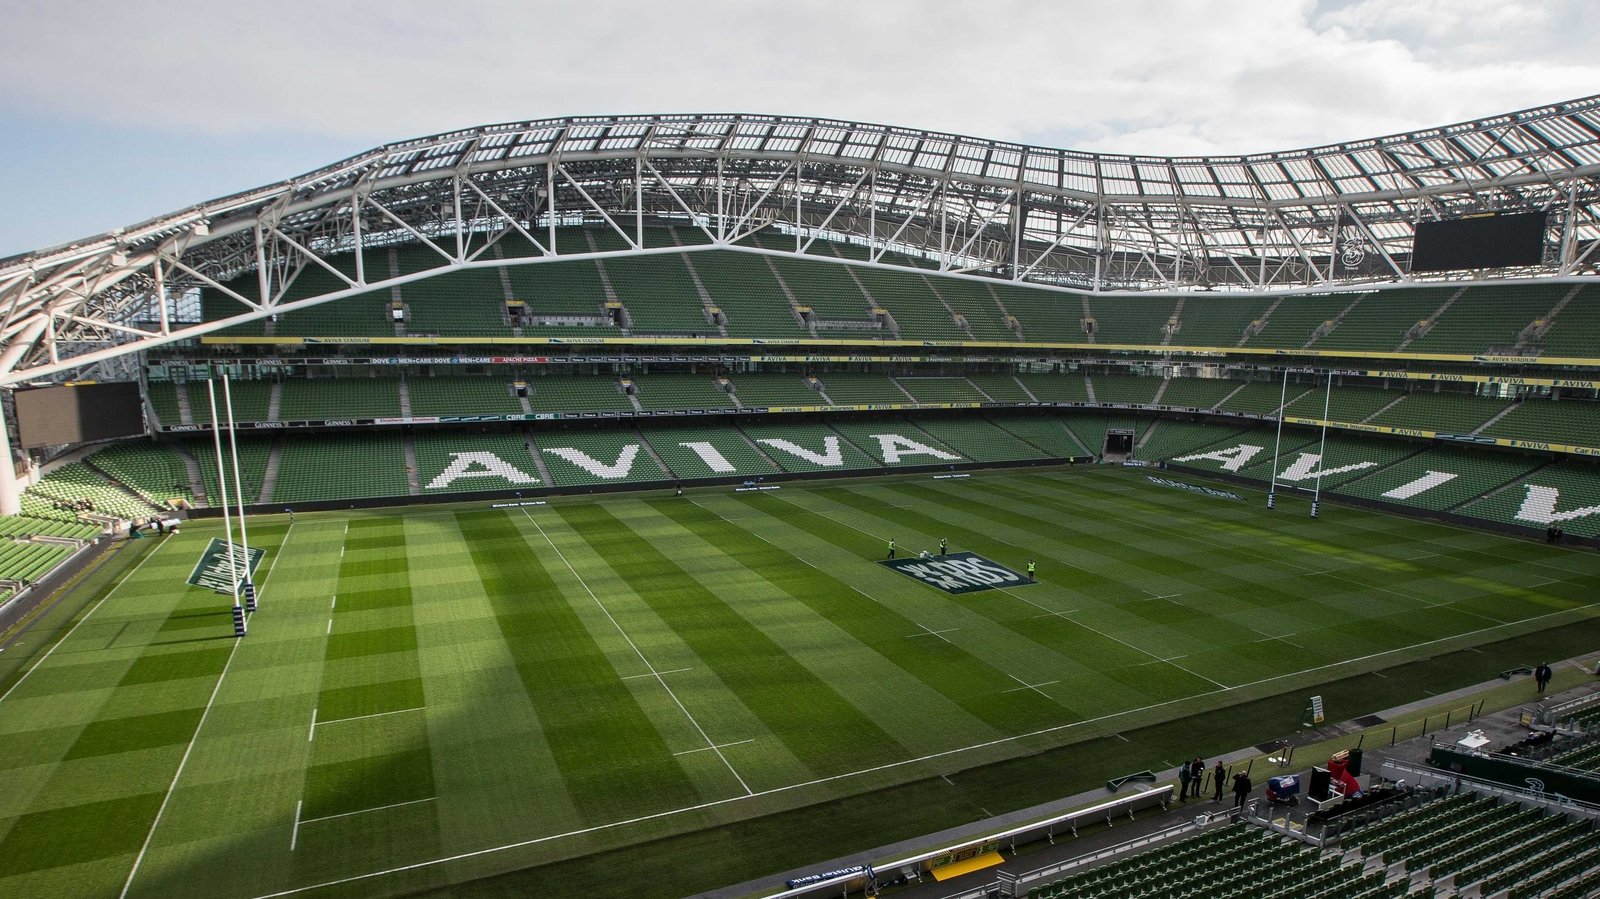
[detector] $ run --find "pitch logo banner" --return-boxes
[879,551,1033,594]
[187,538,265,594]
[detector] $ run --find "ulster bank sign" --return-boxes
[879,552,1033,595]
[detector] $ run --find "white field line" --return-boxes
[622,667,691,680]
[0,539,169,706]
[906,624,959,642]
[289,800,302,851]
[518,508,753,796]
[120,522,295,899]
[673,738,755,757]
[1003,675,1060,698]
[298,796,436,826]
[926,477,1559,630]
[246,594,1600,899]
[1000,475,1587,593]
[312,706,424,733]
[119,623,247,899]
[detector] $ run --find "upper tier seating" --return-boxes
[991,282,1081,342]
[1086,295,1178,346]
[526,376,634,413]
[927,278,1013,340]
[401,266,512,337]
[1366,391,1509,434]
[854,269,964,339]
[603,255,713,334]
[1246,294,1348,350]
[964,374,1032,403]
[1478,398,1600,449]
[1016,372,1090,403]
[817,373,912,405]
[273,250,393,337]
[1537,283,1600,357]
[1314,287,1453,353]
[894,377,988,404]
[1283,384,1399,423]
[690,251,809,339]
[1172,295,1276,348]
[1089,373,1161,405]
[279,378,402,420]
[1407,283,1565,354]
[727,373,824,407]
[632,374,736,411]
[1157,377,1244,410]
[768,255,876,321]
[408,376,525,417]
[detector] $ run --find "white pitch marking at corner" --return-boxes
[245,595,1600,899]
[518,508,753,796]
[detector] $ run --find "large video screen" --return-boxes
[1410,211,1546,272]
[13,382,146,449]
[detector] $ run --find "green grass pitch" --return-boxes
[0,466,1596,898]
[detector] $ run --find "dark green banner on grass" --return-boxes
[879,551,1033,595]
[187,538,264,594]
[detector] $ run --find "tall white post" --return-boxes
[0,414,20,517]
[207,381,240,608]
[1266,367,1289,509]
[1311,373,1334,519]
[222,375,255,610]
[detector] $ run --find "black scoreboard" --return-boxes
[1410,211,1546,272]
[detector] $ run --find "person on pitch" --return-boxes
[886,537,896,560]
[939,537,948,556]
[1027,559,1036,581]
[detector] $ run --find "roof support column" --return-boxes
[0,415,20,517]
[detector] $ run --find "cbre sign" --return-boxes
[879,551,1033,595]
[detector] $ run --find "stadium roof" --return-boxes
[4,96,1600,383]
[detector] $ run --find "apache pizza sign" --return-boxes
[879,551,1033,595]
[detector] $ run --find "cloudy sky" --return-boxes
[1,0,1594,257]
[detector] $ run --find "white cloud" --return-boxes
[0,0,1595,165]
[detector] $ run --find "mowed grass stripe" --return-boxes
[0,540,243,893]
[733,492,1158,713]
[652,498,1068,737]
[453,509,702,823]
[783,486,1221,705]
[873,480,1461,685]
[306,519,434,822]
[554,503,909,775]
[1008,474,1593,620]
